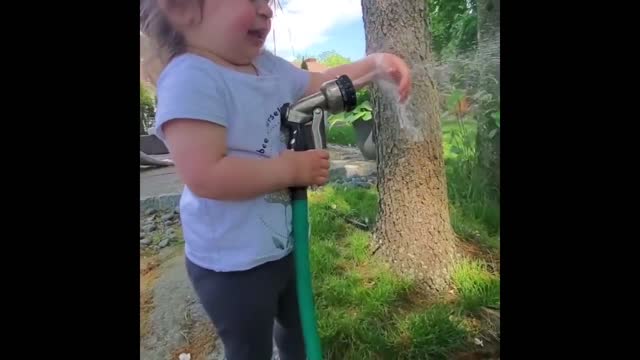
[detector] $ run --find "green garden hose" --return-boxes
[292,194,323,359]
[282,74,358,360]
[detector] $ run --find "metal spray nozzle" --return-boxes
[281,75,357,152]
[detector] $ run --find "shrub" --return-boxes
[140,82,155,134]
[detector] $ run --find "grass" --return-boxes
[311,117,500,358]
[307,186,500,359]
[452,260,500,313]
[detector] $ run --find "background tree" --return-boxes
[361,0,460,293]
[140,82,155,135]
[428,0,478,57]
[317,50,352,67]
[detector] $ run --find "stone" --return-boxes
[140,238,151,245]
[140,134,170,155]
[174,206,180,214]
[161,213,175,222]
[144,208,157,216]
[157,194,181,210]
[143,224,157,233]
[329,160,377,181]
[164,221,173,227]
[158,239,169,248]
[140,232,145,239]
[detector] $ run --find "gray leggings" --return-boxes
[186,253,306,360]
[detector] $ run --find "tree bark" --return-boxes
[361,0,460,294]
[476,0,500,190]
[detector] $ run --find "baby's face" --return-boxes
[195,0,273,63]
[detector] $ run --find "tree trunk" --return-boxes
[476,0,500,190]
[361,0,460,294]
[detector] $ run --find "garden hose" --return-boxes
[281,75,357,360]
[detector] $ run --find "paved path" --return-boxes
[140,145,376,200]
[140,153,184,199]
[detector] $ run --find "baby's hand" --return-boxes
[279,149,330,187]
[373,53,412,103]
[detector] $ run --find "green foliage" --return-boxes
[327,88,373,135]
[441,90,500,244]
[428,0,478,56]
[140,82,156,133]
[327,100,372,130]
[327,124,356,146]
[317,50,352,67]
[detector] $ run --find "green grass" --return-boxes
[327,124,357,146]
[396,305,469,359]
[309,185,379,226]
[452,260,500,312]
[306,187,499,359]
[298,112,500,358]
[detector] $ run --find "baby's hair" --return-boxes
[140,0,204,62]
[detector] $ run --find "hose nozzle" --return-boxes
[281,75,357,152]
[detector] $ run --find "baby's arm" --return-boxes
[303,53,412,103]
[162,118,329,201]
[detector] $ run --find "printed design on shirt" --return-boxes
[256,104,294,251]
[262,189,293,251]
[255,108,283,156]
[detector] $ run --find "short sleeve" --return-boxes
[262,51,311,101]
[153,56,229,142]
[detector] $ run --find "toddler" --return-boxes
[140,0,411,359]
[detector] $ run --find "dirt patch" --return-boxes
[140,246,188,342]
[170,320,219,360]
[140,256,161,338]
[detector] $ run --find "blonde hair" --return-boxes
[140,0,205,86]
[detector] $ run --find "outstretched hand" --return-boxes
[374,53,412,103]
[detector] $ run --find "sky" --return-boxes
[264,0,366,62]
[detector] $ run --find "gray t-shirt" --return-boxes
[154,50,310,272]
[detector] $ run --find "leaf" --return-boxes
[362,112,373,120]
[272,236,285,250]
[451,146,462,155]
[491,111,500,128]
[359,100,372,111]
[328,113,345,131]
[329,113,345,122]
[489,129,498,138]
